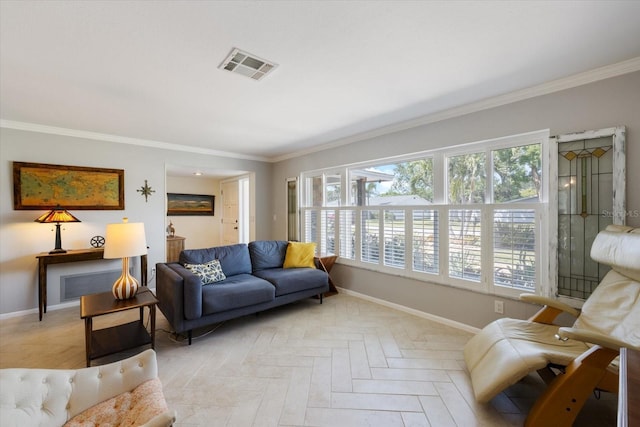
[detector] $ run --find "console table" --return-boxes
[36,248,147,321]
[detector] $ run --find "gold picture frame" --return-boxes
[13,162,125,210]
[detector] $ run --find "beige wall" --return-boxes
[271,71,640,329]
[166,175,221,251]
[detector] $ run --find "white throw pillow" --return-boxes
[184,259,226,284]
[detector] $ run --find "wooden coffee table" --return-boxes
[80,288,158,367]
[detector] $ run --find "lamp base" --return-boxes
[49,224,66,254]
[112,257,139,300]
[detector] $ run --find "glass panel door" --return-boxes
[554,127,625,300]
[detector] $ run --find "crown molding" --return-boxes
[270,56,640,163]
[0,120,270,163]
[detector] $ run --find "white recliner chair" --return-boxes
[464,225,640,426]
[0,349,175,427]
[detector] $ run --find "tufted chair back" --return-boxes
[0,349,158,427]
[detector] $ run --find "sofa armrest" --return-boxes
[156,263,203,330]
[520,293,580,324]
[171,264,203,320]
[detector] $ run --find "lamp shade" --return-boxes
[34,205,80,224]
[103,220,147,259]
[34,205,80,254]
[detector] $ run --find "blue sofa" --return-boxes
[155,240,329,344]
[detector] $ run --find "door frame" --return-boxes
[221,173,256,244]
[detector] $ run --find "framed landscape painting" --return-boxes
[13,162,124,210]
[167,193,215,216]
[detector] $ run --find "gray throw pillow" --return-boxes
[184,259,226,284]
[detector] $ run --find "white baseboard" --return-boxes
[0,300,78,320]
[336,287,480,334]
[0,287,158,321]
[2,286,479,336]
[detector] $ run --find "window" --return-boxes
[412,210,438,274]
[286,178,299,241]
[493,209,536,291]
[340,209,356,260]
[493,145,541,203]
[320,209,335,255]
[448,153,485,204]
[351,159,433,206]
[448,209,482,281]
[300,130,548,298]
[384,209,404,268]
[361,209,379,264]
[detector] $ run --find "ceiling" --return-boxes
[2,1,640,163]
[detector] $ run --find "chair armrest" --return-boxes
[557,327,639,351]
[520,294,580,324]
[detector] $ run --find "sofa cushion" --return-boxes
[180,243,251,277]
[184,259,226,284]
[202,274,275,314]
[283,242,317,269]
[249,240,289,271]
[253,268,328,297]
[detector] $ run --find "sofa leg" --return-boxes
[188,330,192,345]
[320,293,323,304]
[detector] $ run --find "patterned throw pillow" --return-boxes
[184,259,226,284]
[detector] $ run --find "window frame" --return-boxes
[300,130,549,298]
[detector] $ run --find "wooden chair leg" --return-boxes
[525,345,619,427]
[596,369,619,393]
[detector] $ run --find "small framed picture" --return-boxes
[167,193,215,216]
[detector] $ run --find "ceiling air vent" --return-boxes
[219,48,278,81]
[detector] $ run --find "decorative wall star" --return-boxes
[137,180,155,202]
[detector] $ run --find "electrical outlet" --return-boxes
[151,267,156,275]
[494,300,504,314]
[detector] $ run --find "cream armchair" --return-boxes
[464,225,640,426]
[0,349,175,427]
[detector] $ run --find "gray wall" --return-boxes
[0,129,272,315]
[271,71,640,329]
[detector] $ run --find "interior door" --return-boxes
[221,180,239,245]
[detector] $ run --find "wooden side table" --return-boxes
[80,288,158,367]
[316,254,338,295]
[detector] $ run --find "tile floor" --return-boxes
[0,293,617,426]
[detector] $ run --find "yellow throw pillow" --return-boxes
[283,242,317,269]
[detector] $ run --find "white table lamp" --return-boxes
[104,218,148,300]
